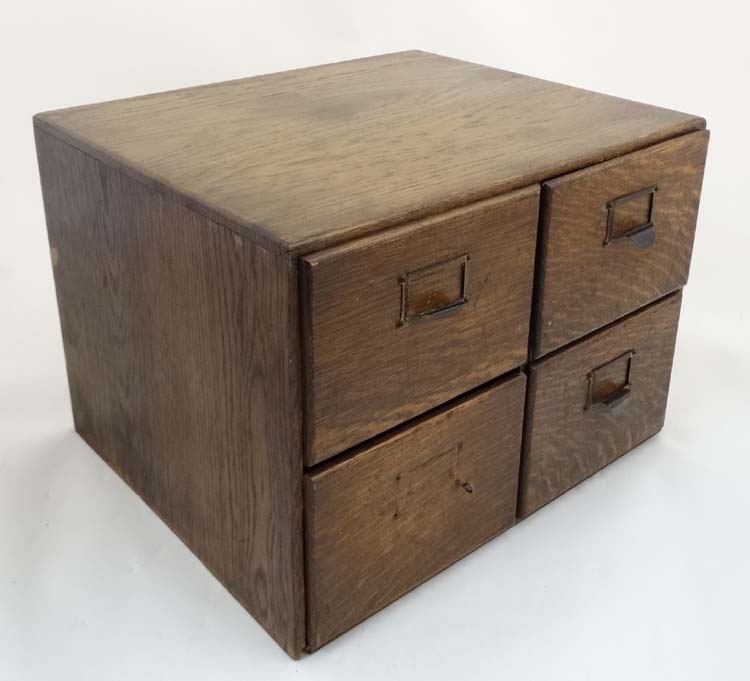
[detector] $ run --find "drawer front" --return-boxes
[533,131,707,358]
[305,373,526,650]
[301,186,539,465]
[518,291,682,518]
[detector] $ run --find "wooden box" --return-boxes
[34,51,708,657]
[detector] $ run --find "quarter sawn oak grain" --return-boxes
[305,374,526,651]
[34,51,704,253]
[33,51,709,657]
[533,131,708,357]
[518,292,683,518]
[301,187,538,464]
[35,129,306,657]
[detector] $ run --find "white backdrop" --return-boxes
[2,2,749,679]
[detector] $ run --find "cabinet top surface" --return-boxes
[35,50,704,252]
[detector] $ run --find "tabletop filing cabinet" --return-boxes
[34,51,708,657]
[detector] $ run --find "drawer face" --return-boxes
[305,374,526,650]
[518,291,682,518]
[301,186,539,465]
[533,131,708,358]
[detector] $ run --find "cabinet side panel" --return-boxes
[34,127,305,657]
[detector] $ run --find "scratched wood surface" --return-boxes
[518,291,683,519]
[34,51,704,253]
[305,373,526,651]
[301,187,538,464]
[32,51,710,657]
[533,131,708,358]
[35,129,306,657]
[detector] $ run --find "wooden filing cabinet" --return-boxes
[34,51,708,657]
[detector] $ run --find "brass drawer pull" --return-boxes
[585,349,635,413]
[397,254,470,327]
[605,186,658,249]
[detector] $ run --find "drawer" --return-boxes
[304,373,526,650]
[301,186,539,465]
[518,291,682,518]
[533,131,708,358]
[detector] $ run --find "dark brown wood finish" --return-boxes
[518,291,683,519]
[533,131,708,358]
[33,52,709,657]
[34,51,704,253]
[35,129,306,657]
[301,187,538,464]
[305,373,526,651]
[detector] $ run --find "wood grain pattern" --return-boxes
[34,51,705,253]
[533,131,708,358]
[32,53,709,656]
[301,187,538,464]
[35,129,305,657]
[305,373,526,651]
[518,291,683,519]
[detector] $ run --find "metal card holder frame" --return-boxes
[605,185,658,249]
[397,254,470,328]
[585,349,635,412]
